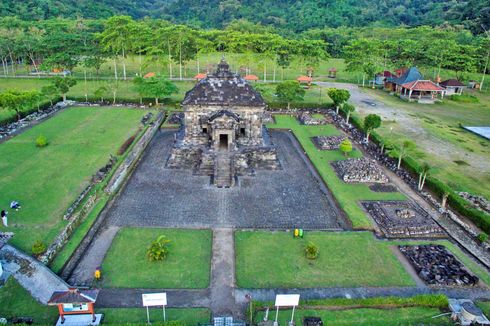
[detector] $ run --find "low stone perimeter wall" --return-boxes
[106,112,165,194]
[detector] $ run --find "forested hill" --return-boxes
[0,0,488,34]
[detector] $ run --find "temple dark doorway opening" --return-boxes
[219,134,228,150]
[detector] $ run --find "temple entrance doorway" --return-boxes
[219,134,229,151]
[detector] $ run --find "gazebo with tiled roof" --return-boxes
[400,80,445,102]
[194,73,207,81]
[244,74,259,81]
[48,288,100,324]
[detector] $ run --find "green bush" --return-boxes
[305,242,319,259]
[147,235,171,262]
[35,135,48,148]
[449,94,479,103]
[31,240,47,256]
[476,233,488,243]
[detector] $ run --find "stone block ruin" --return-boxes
[166,59,280,188]
[297,112,328,125]
[312,135,346,150]
[332,157,389,183]
[399,244,479,286]
[362,201,445,238]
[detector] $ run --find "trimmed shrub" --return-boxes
[305,242,319,259]
[476,232,488,244]
[449,94,479,103]
[31,240,47,256]
[35,134,48,148]
[147,235,171,262]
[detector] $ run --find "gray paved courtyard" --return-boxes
[106,129,347,229]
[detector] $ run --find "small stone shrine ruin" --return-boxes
[362,201,445,238]
[166,59,280,187]
[312,135,346,150]
[399,245,479,286]
[332,157,389,183]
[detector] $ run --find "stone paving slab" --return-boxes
[96,288,210,308]
[0,245,69,304]
[106,130,345,230]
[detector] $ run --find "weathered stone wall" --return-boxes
[106,112,164,194]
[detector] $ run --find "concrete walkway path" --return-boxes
[0,245,69,304]
[67,226,120,286]
[210,228,241,317]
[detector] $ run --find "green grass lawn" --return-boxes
[101,228,212,289]
[254,307,450,326]
[357,88,490,200]
[0,278,58,324]
[268,114,405,229]
[0,107,146,252]
[99,307,210,325]
[235,231,414,288]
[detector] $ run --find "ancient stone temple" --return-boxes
[167,59,279,187]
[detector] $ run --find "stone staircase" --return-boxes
[214,153,234,188]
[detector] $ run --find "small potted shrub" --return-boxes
[31,240,47,256]
[147,235,171,262]
[35,134,48,148]
[476,232,488,245]
[305,241,319,259]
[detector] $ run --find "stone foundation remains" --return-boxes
[332,157,389,183]
[362,201,445,238]
[312,135,346,150]
[297,112,327,125]
[399,244,479,286]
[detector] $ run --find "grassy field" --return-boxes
[235,231,414,288]
[99,307,211,325]
[254,306,450,326]
[0,107,146,252]
[267,114,405,229]
[0,278,58,324]
[4,54,489,91]
[356,88,490,200]
[0,278,210,325]
[101,228,212,289]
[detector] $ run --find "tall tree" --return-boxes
[276,80,305,110]
[363,114,381,142]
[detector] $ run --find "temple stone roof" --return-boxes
[182,59,265,107]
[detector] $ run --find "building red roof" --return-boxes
[244,74,259,81]
[297,76,313,82]
[48,288,99,305]
[328,67,337,72]
[401,80,445,91]
[194,73,207,80]
[440,79,465,87]
[143,72,156,78]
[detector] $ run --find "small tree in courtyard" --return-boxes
[52,76,77,102]
[327,88,350,114]
[94,86,108,102]
[133,76,178,105]
[0,90,32,121]
[339,138,353,156]
[363,114,381,142]
[342,103,355,124]
[276,80,305,110]
[305,242,319,259]
[389,140,416,169]
[41,85,58,106]
[147,235,171,262]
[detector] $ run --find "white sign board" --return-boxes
[275,294,300,307]
[142,293,167,307]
